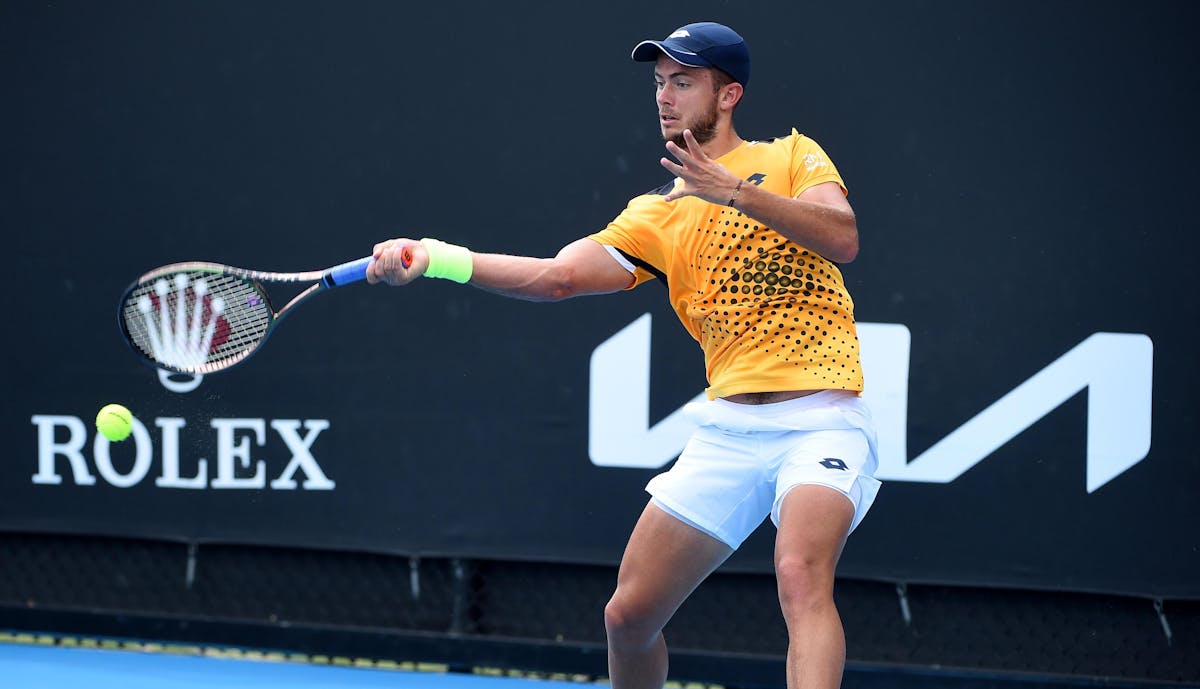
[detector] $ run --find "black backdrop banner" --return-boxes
[3,1,1197,600]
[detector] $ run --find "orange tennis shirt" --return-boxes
[589,130,864,400]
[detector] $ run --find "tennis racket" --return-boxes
[118,248,411,375]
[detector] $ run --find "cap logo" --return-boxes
[668,30,690,38]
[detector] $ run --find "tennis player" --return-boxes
[368,21,880,689]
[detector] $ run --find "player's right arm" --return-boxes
[367,237,634,302]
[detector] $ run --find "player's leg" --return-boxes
[774,484,854,689]
[605,501,733,689]
[771,426,877,689]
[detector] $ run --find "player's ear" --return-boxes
[720,82,743,110]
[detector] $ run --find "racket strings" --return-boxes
[122,271,273,373]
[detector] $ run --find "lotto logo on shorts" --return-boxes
[820,458,848,471]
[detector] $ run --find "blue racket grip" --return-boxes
[321,248,412,287]
[322,256,375,287]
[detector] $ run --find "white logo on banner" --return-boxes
[588,314,1153,493]
[29,416,335,490]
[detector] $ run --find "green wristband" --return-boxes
[419,238,474,284]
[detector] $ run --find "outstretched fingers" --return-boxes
[659,129,733,204]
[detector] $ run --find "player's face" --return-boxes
[654,55,720,147]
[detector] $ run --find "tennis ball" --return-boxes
[95,404,134,442]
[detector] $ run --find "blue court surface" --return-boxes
[0,639,594,689]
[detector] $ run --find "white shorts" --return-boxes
[646,390,882,549]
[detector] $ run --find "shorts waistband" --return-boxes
[712,390,858,418]
[687,390,867,432]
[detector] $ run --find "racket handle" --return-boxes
[322,247,412,287]
[322,256,375,287]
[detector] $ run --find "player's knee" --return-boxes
[775,553,835,615]
[604,594,661,648]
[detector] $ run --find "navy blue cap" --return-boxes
[631,22,750,87]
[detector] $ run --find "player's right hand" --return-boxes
[367,238,427,286]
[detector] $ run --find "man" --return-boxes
[367,22,881,689]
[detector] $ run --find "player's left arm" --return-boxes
[662,129,858,263]
[729,178,857,264]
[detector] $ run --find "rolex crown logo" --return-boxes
[137,273,228,371]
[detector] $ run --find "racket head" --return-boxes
[118,262,276,374]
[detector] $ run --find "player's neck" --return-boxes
[702,126,744,160]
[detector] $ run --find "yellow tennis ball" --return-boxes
[95,404,134,442]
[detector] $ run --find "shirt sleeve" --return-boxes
[588,191,672,289]
[789,130,847,198]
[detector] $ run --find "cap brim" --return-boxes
[631,40,709,68]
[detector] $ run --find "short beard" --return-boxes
[666,97,720,148]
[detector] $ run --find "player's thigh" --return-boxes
[611,501,733,625]
[773,484,855,596]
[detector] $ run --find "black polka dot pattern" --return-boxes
[687,207,862,392]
